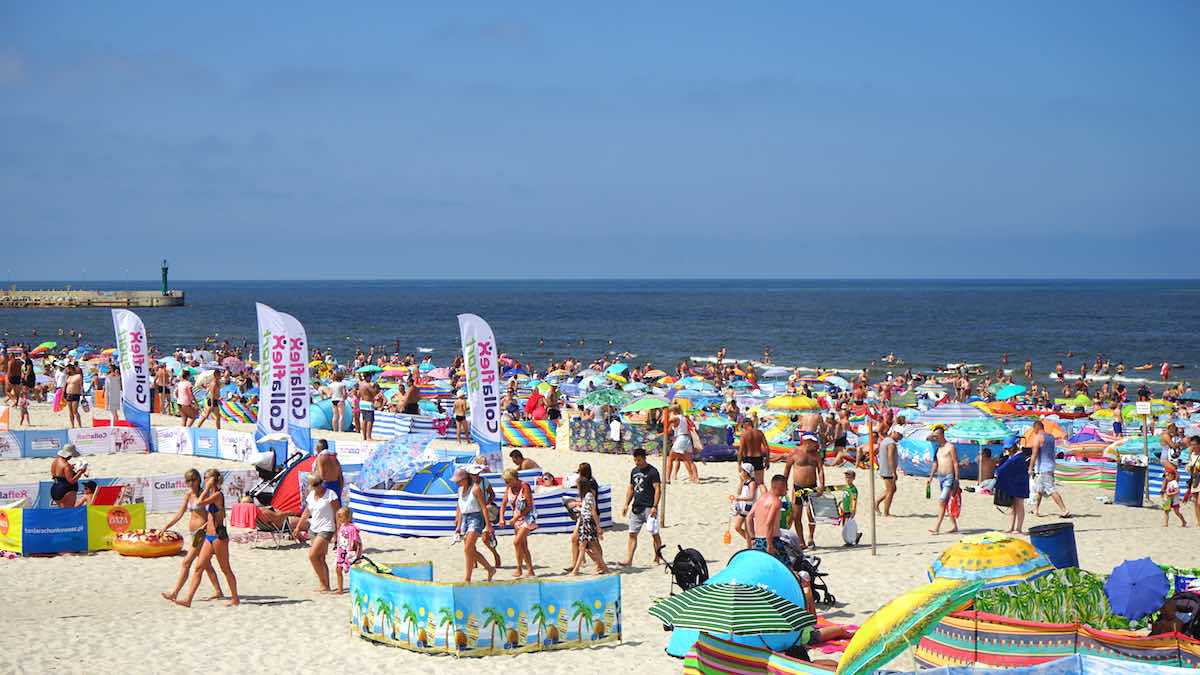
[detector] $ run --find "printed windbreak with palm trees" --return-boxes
[349,564,623,656]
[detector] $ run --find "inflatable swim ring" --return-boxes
[113,529,184,558]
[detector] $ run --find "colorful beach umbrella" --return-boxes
[928,532,1054,589]
[1104,558,1169,621]
[356,364,382,374]
[643,369,668,379]
[620,396,670,414]
[762,366,790,378]
[648,583,816,636]
[944,418,1012,444]
[836,579,982,675]
[822,375,851,390]
[766,395,820,411]
[355,433,438,490]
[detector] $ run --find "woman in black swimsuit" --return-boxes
[50,444,87,506]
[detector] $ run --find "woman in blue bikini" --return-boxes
[175,469,240,607]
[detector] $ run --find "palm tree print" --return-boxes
[437,607,455,651]
[481,607,507,653]
[570,600,594,643]
[530,603,548,647]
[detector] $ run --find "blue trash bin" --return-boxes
[1028,522,1079,569]
[1114,463,1146,507]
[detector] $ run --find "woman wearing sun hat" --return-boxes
[50,443,87,507]
[453,464,496,583]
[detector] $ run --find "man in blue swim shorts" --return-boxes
[924,425,960,535]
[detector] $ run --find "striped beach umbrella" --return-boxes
[928,531,1054,589]
[916,402,988,426]
[648,583,815,636]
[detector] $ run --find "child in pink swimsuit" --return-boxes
[334,507,362,593]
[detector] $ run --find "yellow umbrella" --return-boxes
[837,579,981,675]
[928,531,1053,589]
[765,395,820,411]
[308,359,324,367]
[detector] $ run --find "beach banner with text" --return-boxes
[279,311,311,452]
[111,309,152,447]
[255,303,289,443]
[457,313,502,469]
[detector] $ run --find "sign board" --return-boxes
[1135,401,1153,416]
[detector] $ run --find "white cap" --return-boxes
[464,464,484,476]
[740,462,754,474]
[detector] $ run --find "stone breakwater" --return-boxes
[0,289,184,308]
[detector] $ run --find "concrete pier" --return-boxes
[0,289,185,308]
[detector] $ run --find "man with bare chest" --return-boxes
[785,432,825,549]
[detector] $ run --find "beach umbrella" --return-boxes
[643,369,667,379]
[354,433,439,490]
[729,379,752,389]
[944,418,1012,444]
[221,356,246,374]
[356,364,382,374]
[766,395,820,411]
[648,583,816,636]
[657,375,678,385]
[577,368,600,378]
[606,372,628,385]
[995,384,1026,401]
[577,388,632,408]
[762,366,790,378]
[623,382,648,392]
[620,396,670,414]
[536,382,553,396]
[836,579,982,675]
[219,384,241,399]
[401,461,459,495]
[822,375,851,390]
[307,359,324,367]
[578,374,607,390]
[699,416,734,428]
[891,391,919,407]
[1104,558,1169,621]
[928,532,1054,589]
[916,402,988,426]
[1179,391,1200,403]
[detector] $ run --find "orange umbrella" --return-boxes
[644,369,667,379]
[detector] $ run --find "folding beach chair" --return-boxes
[89,485,123,506]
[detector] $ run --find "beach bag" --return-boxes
[80,395,90,413]
[948,488,963,518]
[483,481,500,524]
[52,388,64,413]
[688,426,703,454]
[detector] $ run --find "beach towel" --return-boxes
[52,388,64,413]
[808,616,858,655]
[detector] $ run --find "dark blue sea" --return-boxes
[2,279,1198,382]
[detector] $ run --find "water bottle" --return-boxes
[722,529,732,545]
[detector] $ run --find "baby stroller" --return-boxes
[775,537,837,607]
[660,545,709,595]
[245,450,305,507]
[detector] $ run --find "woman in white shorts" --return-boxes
[669,404,700,483]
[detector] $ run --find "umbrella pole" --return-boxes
[1142,413,1150,498]
[660,409,670,528]
[868,422,877,556]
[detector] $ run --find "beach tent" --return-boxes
[271,454,316,514]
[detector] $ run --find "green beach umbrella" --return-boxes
[648,583,816,636]
[620,395,670,414]
[578,387,633,408]
[356,364,383,374]
[944,417,1011,443]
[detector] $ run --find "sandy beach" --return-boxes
[0,403,1194,674]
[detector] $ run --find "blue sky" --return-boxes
[2,2,1197,280]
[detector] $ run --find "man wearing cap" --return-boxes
[50,443,88,507]
[925,425,959,535]
[875,426,902,517]
[784,431,825,549]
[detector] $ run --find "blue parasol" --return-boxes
[1104,558,1169,621]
